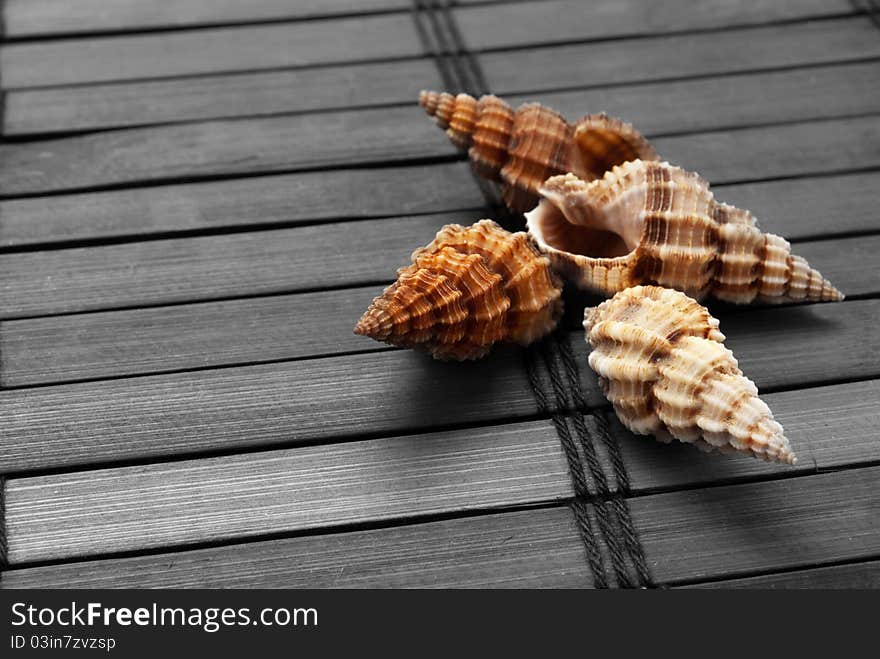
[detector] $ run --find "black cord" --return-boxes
[524,347,609,588]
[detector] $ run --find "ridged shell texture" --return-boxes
[354,220,563,360]
[420,90,658,212]
[585,286,796,464]
[527,160,843,304]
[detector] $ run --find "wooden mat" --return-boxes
[0,0,878,588]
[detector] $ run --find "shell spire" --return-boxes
[585,286,796,464]
[419,90,658,213]
[354,220,563,360]
[526,160,843,304]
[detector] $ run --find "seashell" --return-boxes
[354,219,563,360]
[526,160,843,304]
[585,286,796,464]
[419,90,658,213]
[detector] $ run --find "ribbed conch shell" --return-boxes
[354,220,563,360]
[419,90,658,213]
[585,286,796,464]
[526,160,843,304]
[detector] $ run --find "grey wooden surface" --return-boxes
[0,211,874,320]
[4,59,442,136]
[1,300,876,472]
[0,14,426,87]
[7,20,879,136]
[0,246,876,385]
[686,561,880,589]
[633,468,880,584]
[4,380,878,564]
[0,0,878,589]
[2,0,414,37]
[483,18,880,94]
[0,162,484,246]
[0,106,458,196]
[4,421,576,562]
[0,508,594,589]
[2,89,878,196]
[455,0,856,51]
[0,167,873,247]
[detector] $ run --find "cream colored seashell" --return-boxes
[584,286,796,464]
[526,160,843,304]
[354,220,563,360]
[419,90,658,213]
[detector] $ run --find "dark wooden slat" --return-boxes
[0,105,457,197]
[1,110,877,199]
[2,378,877,583]
[0,162,483,247]
[685,561,880,588]
[8,20,877,137]
[457,0,854,51]
[0,508,592,588]
[0,213,868,322]
[3,421,574,562]
[0,286,385,386]
[0,14,425,87]
[485,17,880,95]
[0,208,871,321]
[3,59,441,136]
[0,161,868,310]
[788,234,880,299]
[0,212,474,319]
[715,300,880,391]
[3,0,851,51]
[12,338,872,490]
[6,378,879,562]
[0,161,869,248]
[6,418,880,570]
[3,0,411,37]
[1,232,874,386]
[652,115,880,184]
[1,97,877,198]
[632,467,880,584]
[1,300,876,473]
[0,342,559,473]
[612,380,880,492]
[509,62,880,137]
[714,172,880,240]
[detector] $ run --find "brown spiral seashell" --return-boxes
[585,286,796,464]
[526,160,843,304]
[354,220,563,360]
[419,90,659,213]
